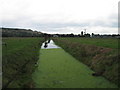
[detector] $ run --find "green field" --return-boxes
[56,37,119,49]
[2,37,44,88]
[3,38,40,55]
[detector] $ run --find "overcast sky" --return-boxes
[0,0,119,34]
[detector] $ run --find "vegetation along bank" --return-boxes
[53,37,119,86]
[2,37,44,88]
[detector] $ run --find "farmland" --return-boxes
[53,37,119,86]
[2,37,119,88]
[2,37,44,88]
[54,37,119,49]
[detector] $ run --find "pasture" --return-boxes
[56,37,119,49]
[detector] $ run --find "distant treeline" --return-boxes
[52,33,120,38]
[2,27,120,38]
[1,27,44,37]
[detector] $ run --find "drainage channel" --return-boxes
[32,40,118,88]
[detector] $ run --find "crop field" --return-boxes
[53,37,119,87]
[2,37,44,88]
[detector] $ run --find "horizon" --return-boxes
[2,27,120,35]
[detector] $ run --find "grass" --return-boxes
[57,37,119,49]
[2,37,44,88]
[53,38,119,87]
[2,38,40,56]
[33,48,117,88]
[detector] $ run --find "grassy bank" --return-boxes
[53,38,119,86]
[2,37,44,88]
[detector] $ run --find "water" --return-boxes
[33,39,118,88]
[33,48,118,88]
[41,40,60,49]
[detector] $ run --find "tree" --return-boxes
[81,31,83,36]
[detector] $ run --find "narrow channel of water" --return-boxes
[32,40,118,88]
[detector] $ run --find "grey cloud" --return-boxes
[0,13,118,34]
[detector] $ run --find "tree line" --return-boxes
[1,27,44,37]
[1,27,120,38]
